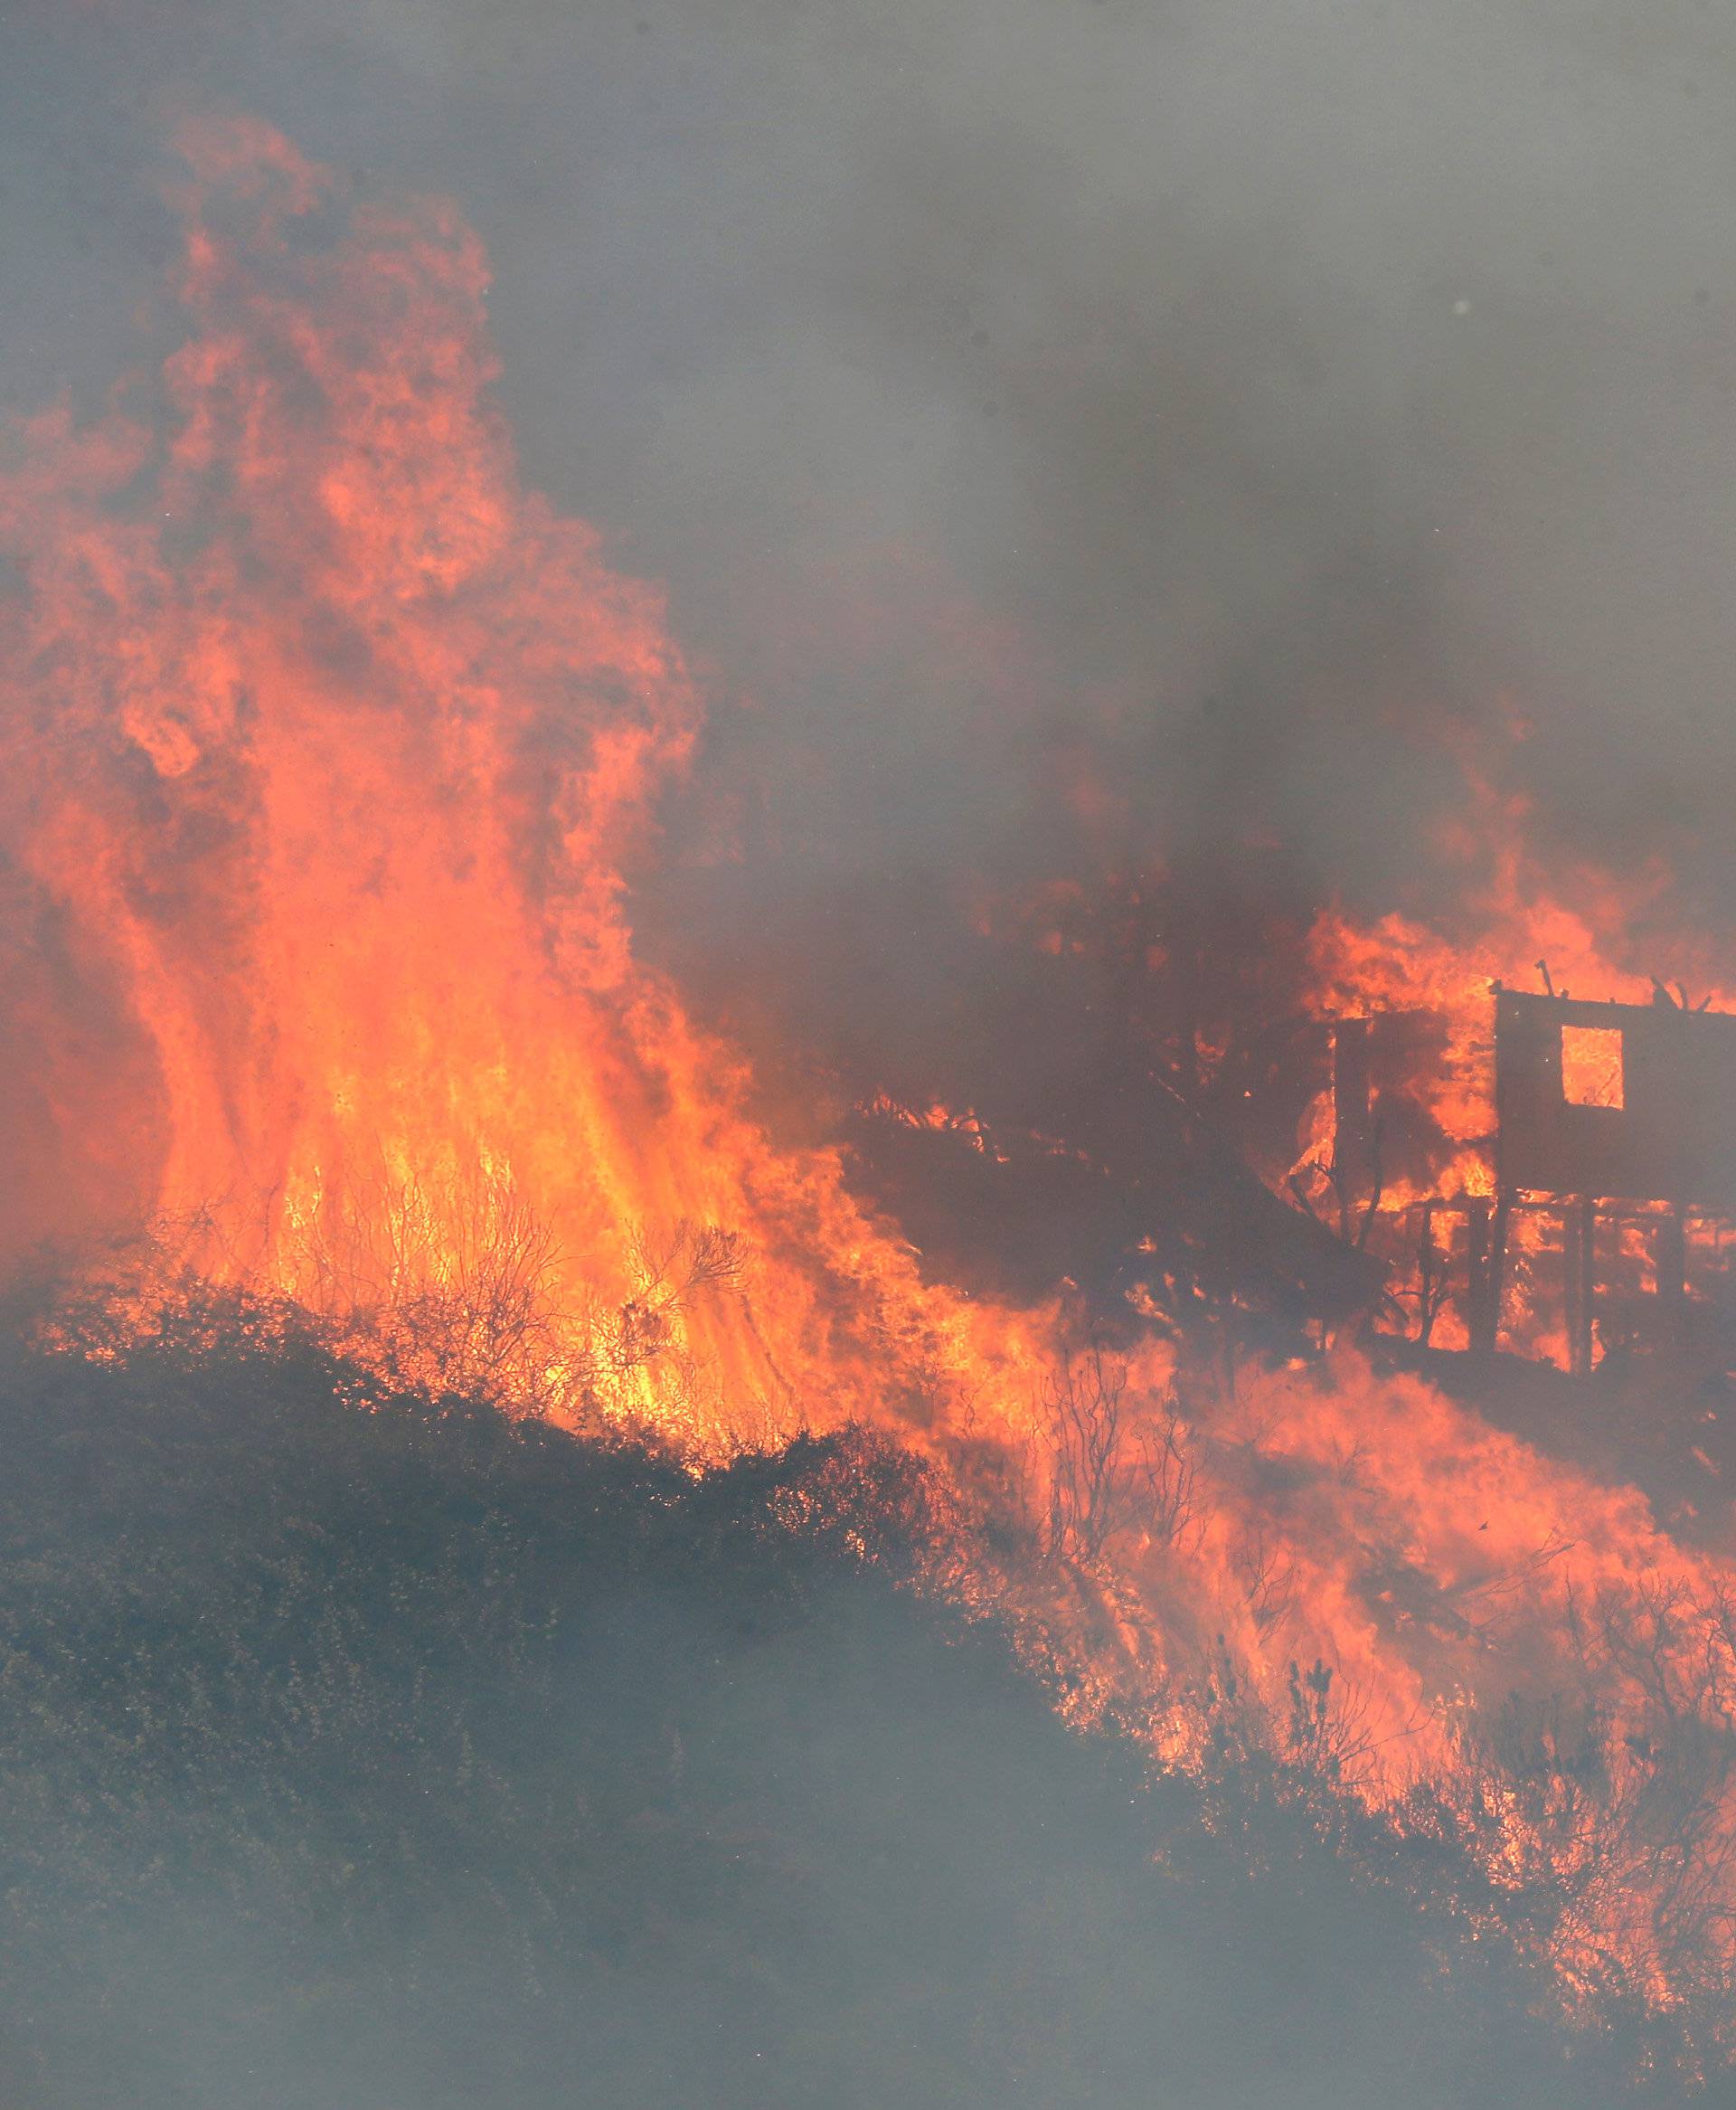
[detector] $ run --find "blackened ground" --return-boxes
[0,1322,1680,2108]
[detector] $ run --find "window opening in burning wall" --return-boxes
[1560,1023,1624,1109]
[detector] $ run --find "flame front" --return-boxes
[0,118,1070,1452]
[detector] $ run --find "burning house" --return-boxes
[845,948,1736,1385]
[1316,983,1736,1375]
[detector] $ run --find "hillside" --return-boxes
[0,1320,1677,2109]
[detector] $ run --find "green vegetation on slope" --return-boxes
[0,1323,1674,2107]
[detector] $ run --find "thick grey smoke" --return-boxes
[5,0,1733,1104]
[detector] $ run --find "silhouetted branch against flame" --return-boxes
[625,1220,747,1309]
[1449,1527,1580,1635]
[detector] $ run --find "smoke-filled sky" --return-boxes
[6,0,1735,1107]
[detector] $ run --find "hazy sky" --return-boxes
[6,0,1735,1083]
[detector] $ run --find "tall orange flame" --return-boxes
[0,117,1073,1453]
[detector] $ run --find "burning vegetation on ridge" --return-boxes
[5,115,1736,2096]
[0,1318,1663,2110]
